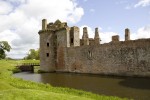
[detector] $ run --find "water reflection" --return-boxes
[14,72,150,100]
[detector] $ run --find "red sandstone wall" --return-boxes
[65,39,150,77]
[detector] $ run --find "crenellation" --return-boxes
[82,27,89,45]
[125,28,130,41]
[94,27,100,44]
[39,19,150,77]
[112,35,119,42]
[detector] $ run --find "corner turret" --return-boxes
[82,27,89,45]
[94,28,100,44]
[42,19,47,30]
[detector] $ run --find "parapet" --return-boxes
[40,19,68,32]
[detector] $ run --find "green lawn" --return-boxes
[0,60,127,100]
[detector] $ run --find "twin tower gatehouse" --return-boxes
[38,19,150,77]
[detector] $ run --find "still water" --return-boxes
[14,72,150,100]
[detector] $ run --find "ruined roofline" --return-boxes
[39,19,150,43]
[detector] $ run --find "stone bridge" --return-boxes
[16,63,40,72]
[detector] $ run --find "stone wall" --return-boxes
[63,39,150,77]
[39,31,56,72]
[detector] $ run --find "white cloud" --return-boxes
[100,32,118,43]
[134,0,150,7]
[0,1,13,15]
[0,0,84,59]
[131,25,150,40]
[116,1,128,5]
[80,25,96,38]
[89,9,95,13]
[125,5,132,10]
[83,0,88,2]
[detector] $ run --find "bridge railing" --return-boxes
[17,63,40,66]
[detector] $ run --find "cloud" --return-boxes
[134,0,150,7]
[115,1,128,5]
[100,32,118,43]
[80,25,94,38]
[83,0,88,2]
[125,5,132,10]
[0,0,84,58]
[131,25,150,40]
[0,1,13,15]
[89,9,95,13]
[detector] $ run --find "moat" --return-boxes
[14,72,150,100]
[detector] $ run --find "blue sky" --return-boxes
[74,0,150,37]
[0,0,150,58]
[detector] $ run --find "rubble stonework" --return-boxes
[38,19,150,77]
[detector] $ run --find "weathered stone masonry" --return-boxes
[39,19,150,77]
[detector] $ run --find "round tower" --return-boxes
[39,19,56,72]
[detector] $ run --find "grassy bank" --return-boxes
[0,60,127,100]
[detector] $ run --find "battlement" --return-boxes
[40,19,142,47]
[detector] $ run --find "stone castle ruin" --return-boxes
[38,19,150,77]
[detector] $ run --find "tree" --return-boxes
[0,41,11,59]
[25,49,39,60]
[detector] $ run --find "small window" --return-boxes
[46,53,49,57]
[88,51,92,58]
[71,38,73,44]
[47,43,49,47]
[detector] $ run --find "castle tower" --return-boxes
[82,27,89,45]
[125,28,130,41]
[42,19,47,30]
[39,19,56,72]
[94,27,100,44]
[70,26,80,47]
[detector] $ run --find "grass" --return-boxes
[0,60,128,100]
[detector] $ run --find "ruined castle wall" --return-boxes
[65,39,150,77]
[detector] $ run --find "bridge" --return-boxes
[16,63,40,72]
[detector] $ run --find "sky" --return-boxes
[0,0,150,59]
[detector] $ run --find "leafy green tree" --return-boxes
[0,41,11,59]
[25,49,39,60]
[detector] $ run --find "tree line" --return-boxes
[0,41,39,60]
[0,41,11,59]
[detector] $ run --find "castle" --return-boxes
[38,19,150,77]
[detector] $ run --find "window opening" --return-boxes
[88,51,92,58]
[47,43,49,47]
[71,38,74,44]
[46,53,49,57]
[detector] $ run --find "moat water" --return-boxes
[13,72,150,100]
